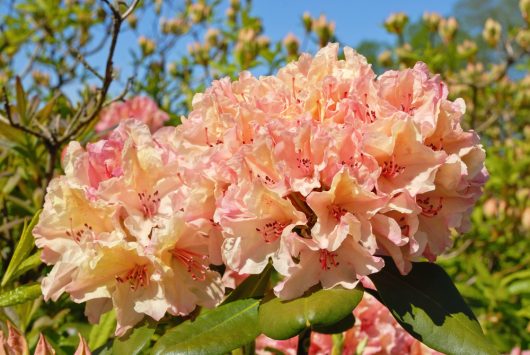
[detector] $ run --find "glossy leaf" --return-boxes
[0,283,41,307]
[112,320,155,355]
[2,210,41,286]
[152,299,261,355]
[369,258,496,355]
[311,313,355,335]
[259,287,364,340]
[222,263,272,304]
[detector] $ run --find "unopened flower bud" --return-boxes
[226,7,237,24]
[516,29,530,51]
[230,0,240,11]
[423,12,441,32]
[127,13,137,29]
[302,12,313,33]
[482,18,502,47]
[32,70,50,86]
[457,40,478,59]
[205,28,220,47]
[483,198,498,217]
[384,12,409,35]
[313,15,335,47]
[283,33,299,57]
[257,35,270,49]
[378,50,393,67]
[439,17,458,44]
[138,36,156,56]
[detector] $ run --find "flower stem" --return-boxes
[297,328,311,355]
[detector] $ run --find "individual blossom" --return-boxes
[95,96,169,134]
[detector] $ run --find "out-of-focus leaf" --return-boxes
[507,280,530,295]
[89,310,116,350]
[0,283,41,307]
[2,210,42,286]
[15,76,27,122]
[0,116,25,145]
[152,299,260,355]
[370,258,496,355]
[258,287,363,340]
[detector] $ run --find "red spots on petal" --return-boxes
[138,190,161,218]
[382,155,405,179]
[319,249,339,270]
[417,196,444,217]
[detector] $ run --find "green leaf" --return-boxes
[15,76,27,122]
[258,287,364,340]
[369,258,496,355]
[0,283,41,307]
[0,117,25,146]
[1,210,42,286]
[152,299,261,355]
[507,280,530,295]
[222,263,272,304]
[311,313,355,335]
[89,310,116,350]
[112,320,155,355]
[10,250,42,281]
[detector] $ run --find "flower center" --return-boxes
[382,155,405,178]
[328,204,348,221]
[116,264,149,290]
[319,249,340,270]
[138,190,160,218]
[171,248,209,281]
[417,196,444,217]
[65,219,95,244]
[255,220,287,243]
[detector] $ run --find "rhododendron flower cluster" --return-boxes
[256,293,442,355]
[180,43,487,298]
[34,120,224,336]
[34,44,487,335]
[95,96,169,134]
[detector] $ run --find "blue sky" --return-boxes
[251,1,458,46]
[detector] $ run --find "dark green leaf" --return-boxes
[112,320,155,355]
[152,299,261,355]
[259,287,363,340]
[2,210,41,286]
[369,258,496,355]
[222,263,272,304]
[311,313,355,335]
[0,283,41,307]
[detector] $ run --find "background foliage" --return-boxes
[0,0,528,353]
